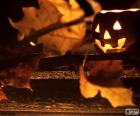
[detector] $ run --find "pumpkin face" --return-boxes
[81,8,140,87]
[92,9,140,53]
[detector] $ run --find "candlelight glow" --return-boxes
[104,44,113,49]
[95,39,113,53]
[117,38,126,49]
[128,9,140,12]
[95,37,126,53]
[95,24,100,33]
[29,41,36,46]
[104,30,111,40]
[101,8,140,14]
[95,21,126,53]
[79,66,99,99]
[113,21,122,30]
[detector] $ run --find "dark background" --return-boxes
[96,0,140,9]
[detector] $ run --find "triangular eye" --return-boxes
[95,24,100,33]
[104,30,111,39]
[113,21,122,30]
[117,38,126,48]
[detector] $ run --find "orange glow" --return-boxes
[95,21,126,53]
[101,8,140,14]
[79,66,99,98]
[95,39,113,53]
[95,24,100,33]
[113,21,122,30]
[95,39,103,52]
[0,90,7,100]
[104,30,111,40]
[104,44,113,49]
[79,66,134,107]
[128,9,140,12]
[95,37,126,53]
[29,41,36,46]
[117,38,126,49]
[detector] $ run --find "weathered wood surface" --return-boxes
[0,79,140,116]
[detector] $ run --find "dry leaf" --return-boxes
[9,0,61,40]
[87,0,102,13]
[1,0,101,100]
[0,0,102,100]
[85,0,102,22]
[49,0,85,23]
[80,64,134,107]
[9,0,102,57]
[10,0,86,57]
[0,89,7,100]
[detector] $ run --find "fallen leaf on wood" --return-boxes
[0,89,7,100]
[79,63,134,107]
[0,0,101,100]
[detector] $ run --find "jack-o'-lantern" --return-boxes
[81,8,140,87]
[79,9,140,107]
[82,9,140,86]
[92,9,140,54]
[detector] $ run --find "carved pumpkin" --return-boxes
[92,9,140,54]
[81,9,140,87]
[79,9,140,107]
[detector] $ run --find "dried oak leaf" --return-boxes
[85,0,102,22]
[0,89,7,100]
[10,0,86,57]
[79,60,135,108]
[0,53,41,100]
[0,0,42,100]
